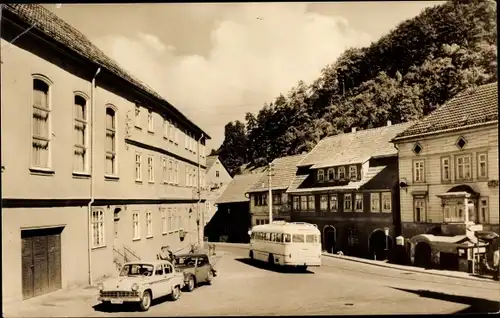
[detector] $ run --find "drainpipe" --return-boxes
[87,66,101,286]
[197,133,204,248]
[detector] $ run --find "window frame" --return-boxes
[329,194,338,212]
[479,197,489,224]
[300,196,308,211]
[327,168,335,180]
[105,105,118,177]
[381,192,392,213]
[414,196,426,223]
[132,211,141,240]
[147,109,154,133]
[91,209,105,248]
[317,169,325,182]
[354,193,363,212]
[343,193,352,212]
[349,165,358,180]
[147,155,155,183]
[161,208,167,234]
[441,156,451,182]
[163,118,169,139]
[412,159,425,183]
[292,196,300,211]
[146,210,153,238]
[455,153,472,181]
[72,92,90,174]
[307,195,315,212]
[320,194,328,211]
[134,105,141,129]
[338,167,346,180]
[135,152,142,182]
[477,152,488,179]
[370,192,380,213]
[31,75,53,172]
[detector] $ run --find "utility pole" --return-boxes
[268,163,273,224]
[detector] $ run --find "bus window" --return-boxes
[277,233,283,243]
[284,234,291,243]
[271,233,275,242]
[265,233,270,241]
[292,234,305,243]
[306,234,318,243]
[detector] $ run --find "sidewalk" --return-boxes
[322,251,497,283]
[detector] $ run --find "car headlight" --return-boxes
[97,283,104,291]
[131,283,139,291]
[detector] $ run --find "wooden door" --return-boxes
[21,237,34,299]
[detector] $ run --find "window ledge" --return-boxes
[354,210,364,213]
[146,235,154,239]
[148,181,155,184]
[73,172,91,179]
[91,245,106,250]
[135,180,143,184]
[30,167,55,176]
[135,126,142,130]
[105,175,119,181]
[162,231,168,236]
[163,136,169,140]
[132,238,141,241]
[148,130,154,134]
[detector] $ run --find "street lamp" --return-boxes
[384,227,390,260]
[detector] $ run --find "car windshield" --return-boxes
[119,264,154,277]
[174,256,196,266]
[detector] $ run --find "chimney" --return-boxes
[351,127,357,133]
[387,120,392,126]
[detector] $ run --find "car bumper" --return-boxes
[98,296,141,303]
[284,261,321,267]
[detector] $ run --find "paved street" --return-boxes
[4,245,500,317]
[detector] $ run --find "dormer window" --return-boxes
[317,169,325,182]
[338,167,345,180]
[327,168,335,180]
[349,165,357,180]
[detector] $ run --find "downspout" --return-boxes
[197,133,204,248]
[87,66,101,286]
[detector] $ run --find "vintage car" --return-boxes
[97,260,184,311]
[174,253,216,292]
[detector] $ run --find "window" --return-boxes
[327,168,335,180]
[161,208,167,234]
[344,194,352,211]
[163,119,169,138]
[370,193,380,212]
[349,165,357,180]
[175,161,179,184]
[168,160,173,183]
[162,158,168,183]
[134,106,141,128]
[135,153,142,181]
[273,193,282,205]
[146,211,153,237]
[201,144,205,157]
[147,110,154,132]
[293,196,300,210]
[479,197,489,224]
[73,94,88,173]
[354,193,363,212]
[168,208,173,232]
[184,131,189,149]
[308,195,315,211]
[329,194,338,212]
[413,160,425,183]
[320,195,328,211]
[185,166,189,187]
[92,210,105,248]
[441,157,450,182]
[318,170,325,182]
[132,212,140,240]
[456,154,472,180]
[284,234,291,243]
[148,155,154,183]
[155,265,164,276]
[105,107,117,176]
[169,121,174,142]
[338,167,345,180]
[381,192,392,213]
[32,78,52,168]
[477,153,488,178]
[192,168,197,187]
[300,196,308,210]
[292,234,305,243]
[174,122,179,145]
[216,170,220,178]
[255,194,267,206]
[414,197,426,222]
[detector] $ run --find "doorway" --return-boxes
[414,242,432,268]
[369,229,392,260]
[323,226,336,253]
[21,227,63,300]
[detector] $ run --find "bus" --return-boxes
[249,221,321,270]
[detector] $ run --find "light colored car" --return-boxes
[97,260,184,311]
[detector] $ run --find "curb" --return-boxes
[321,252,495,283]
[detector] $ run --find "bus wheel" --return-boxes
[268,254,275,267]
[249,250,254,261]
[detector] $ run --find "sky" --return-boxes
[45,2,444,151]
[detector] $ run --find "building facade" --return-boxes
[287,122,414,259]
[206,172,264,243]
[1,4,209,304]
[391,83,499,271]
[203,155,232,227]
[247,154,307,225]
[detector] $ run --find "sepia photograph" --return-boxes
[1,1,499,316]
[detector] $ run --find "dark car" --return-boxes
[174,253,217,292]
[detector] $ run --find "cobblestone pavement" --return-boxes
[4,246,499,317]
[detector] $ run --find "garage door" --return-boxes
[21,227,63,300]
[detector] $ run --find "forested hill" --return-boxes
[217,0,497,176]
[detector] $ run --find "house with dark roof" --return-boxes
[246,153,308,225]
[1,4,210,303]
[205,172,265,243]
[202,155,232,226]
[287,121,414,259]
[391,82,499,272]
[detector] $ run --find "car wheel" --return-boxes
[170,285,181,301]
[206,270,214,285]
[139,290,152,311]
[186,275,196,292]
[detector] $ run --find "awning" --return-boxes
[436,184,480,198]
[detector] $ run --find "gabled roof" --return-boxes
[393,82,498,141]
[3,4,210,139]
[298,122,415,168]
[247,153,308,193]
[216,173,264,204]
[206,156,218,171]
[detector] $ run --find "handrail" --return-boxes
[123,245,141,261]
